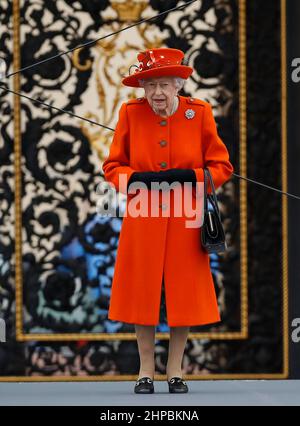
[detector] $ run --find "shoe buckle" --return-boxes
[170,377,186,385]
[136,377,153,386]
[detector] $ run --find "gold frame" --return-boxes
[15,0,248,342]
[0,0,288,381]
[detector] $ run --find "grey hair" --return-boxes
[138,76,186,91]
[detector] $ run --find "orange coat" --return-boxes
[102,95,234,326]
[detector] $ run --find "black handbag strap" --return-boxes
[203,168,221,218]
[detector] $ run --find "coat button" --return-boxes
[159,120,167,126]
[160,161,167,168]
[159,140,167,147]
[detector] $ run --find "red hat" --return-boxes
[122,47,193,88]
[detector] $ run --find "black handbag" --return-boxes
[201,167,227,254]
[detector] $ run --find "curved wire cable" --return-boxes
[3,0,199,79]
[0,83,114,131]
[0,83,298,200]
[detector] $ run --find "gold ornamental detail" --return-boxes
[111,0,148,22]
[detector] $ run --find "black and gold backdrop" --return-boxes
[0,0,288,379]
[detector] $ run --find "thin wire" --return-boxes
[232,173,299,200]
[1,83,298,201]
[0,83,114,131]
[3,0,198,79]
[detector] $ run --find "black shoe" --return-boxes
[168,377,189,393]
[134,377,154,394]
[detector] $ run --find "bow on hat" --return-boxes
[122,47,194,88]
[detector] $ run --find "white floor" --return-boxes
[0,380,299,406]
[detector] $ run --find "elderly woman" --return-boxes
[102,48,234,394]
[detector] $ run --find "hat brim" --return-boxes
[122,65,193,88]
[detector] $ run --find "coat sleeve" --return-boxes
[193,102,234,194]
[101,102,136,195]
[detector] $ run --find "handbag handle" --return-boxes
[203,168,221,218]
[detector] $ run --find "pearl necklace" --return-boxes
[170,96,179,115]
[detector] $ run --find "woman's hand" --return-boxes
[160,168,196,186]
[127,168,197,191]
